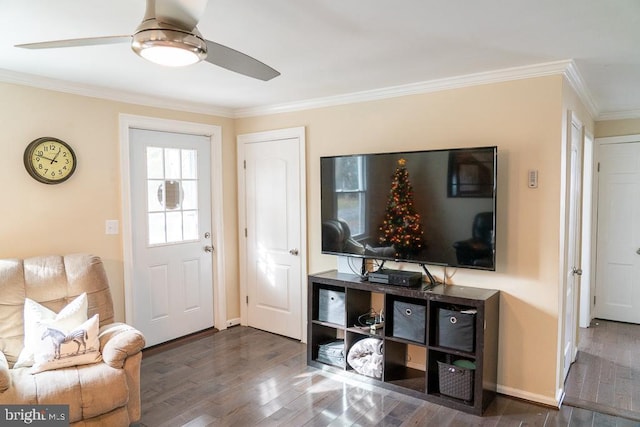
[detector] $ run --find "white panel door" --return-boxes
[596,141,640,323]
[242,136,303,340]
[130,128,214,346]
[563,116,583,380]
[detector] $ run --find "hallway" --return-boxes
[564,319,640,422]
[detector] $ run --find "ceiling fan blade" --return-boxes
[155,0,208,31]
[204,40,280,81]
[16,36,132,50]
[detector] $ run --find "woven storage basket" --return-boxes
[437,361,474,402]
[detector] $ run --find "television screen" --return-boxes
[320,146,497,270]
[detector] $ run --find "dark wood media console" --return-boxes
[308,270,500,415]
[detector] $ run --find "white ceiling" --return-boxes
[1,0,639,119]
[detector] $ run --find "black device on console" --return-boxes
[368,268,423,287]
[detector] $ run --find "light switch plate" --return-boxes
[105,220,119,235]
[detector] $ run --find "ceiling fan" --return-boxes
[15,0,280,81]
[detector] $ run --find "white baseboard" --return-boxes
[226,317,241,328]
[497,384,560,407]
[393,363,561,408]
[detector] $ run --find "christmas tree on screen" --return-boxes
[379,158,425,255]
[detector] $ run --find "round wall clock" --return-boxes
[23,137,77,184]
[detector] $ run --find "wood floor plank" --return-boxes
[564,319,640,424]
[140,325,636,426]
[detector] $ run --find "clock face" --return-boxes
[24,137,77,184]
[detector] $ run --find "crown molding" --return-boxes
[563,61,599,120]
[234,60,579,118]
[0,68,235,118]
[597,109,640,121]
[4,62,639,121]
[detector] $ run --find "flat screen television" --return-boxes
[320,146,497,271]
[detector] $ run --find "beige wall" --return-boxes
[0,82,240,322]
[595,118,640,137]
[1,72,597,404]
[236,75,575,403]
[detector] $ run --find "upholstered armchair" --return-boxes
[0,254,145,426]
[453,212,494,268]
[322,219,365,255]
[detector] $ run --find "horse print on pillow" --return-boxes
[30,313,102,373]
[41,327,88,359]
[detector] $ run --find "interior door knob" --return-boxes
[289,248,299,256]
[636,248,640,255]
[204,245,214,253]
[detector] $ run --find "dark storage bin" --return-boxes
[393,300,426,343]
[318,288,345,325]
[438,361,474,401]
[438,308,475,352]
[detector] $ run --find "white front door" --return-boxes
[129,128,214,346]
[563,115,583,380]
[595,140,640,323]
[238,128,306,341]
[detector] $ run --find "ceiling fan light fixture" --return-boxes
[132,29,207,67]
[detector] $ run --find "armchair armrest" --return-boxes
[0,350,10,392]
[98,323,145,369]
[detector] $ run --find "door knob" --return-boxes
[204,245,214,253]
[289,248,299,256]
[572,267,582,276]
[636,248,640,255]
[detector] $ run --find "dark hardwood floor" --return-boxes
[564,319,640,423]
[140,326,638,426]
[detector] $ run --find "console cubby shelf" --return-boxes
[307,270,500,415]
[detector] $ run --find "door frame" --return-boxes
[237,126,307,343]
[591,133,640,320]
[556,110,584,401]
[119,114,227,330]
[578,130,595,328]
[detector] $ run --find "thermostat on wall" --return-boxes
[528,170,538,188]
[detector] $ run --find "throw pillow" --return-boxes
[0,351,10,392]
[30,314,102,374]
[14,293,88,368]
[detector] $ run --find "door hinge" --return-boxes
[597,162,600,172]
[244,228,247,238]
[246,295,249,304]
[243,160,246,169]
[593,295,596,305]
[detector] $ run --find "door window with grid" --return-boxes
[146,146,199,245]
